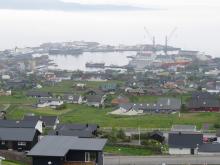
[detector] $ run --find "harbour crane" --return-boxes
[144,27,156,52]
[164,27,178,56]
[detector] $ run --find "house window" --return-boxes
[18,142,26,146]
[1,141,5,145]
[85,152,96,162]
[85,152,90,162]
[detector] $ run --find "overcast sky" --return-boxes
[62,0,220,8]
[1,0,220,11]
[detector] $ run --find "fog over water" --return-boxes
[0,6,220,56]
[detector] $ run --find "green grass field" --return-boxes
[5,103,220,129]
[2,160,23,165]
[104,145,154,156]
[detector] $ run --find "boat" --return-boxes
[48,48,83,55]
[85,62,105,68]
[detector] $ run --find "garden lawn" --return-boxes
[104,145,154,156]
[2,160,23,165]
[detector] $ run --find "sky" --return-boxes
[1,0,220,11]
[0,0,220,56]
[63,0,220,8]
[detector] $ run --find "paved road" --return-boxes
[104,155,220,165]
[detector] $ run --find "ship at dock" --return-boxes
[48,48,83,55]
[85,62,105,68]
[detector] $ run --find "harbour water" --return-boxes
[48,51,136,71]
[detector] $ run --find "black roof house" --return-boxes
[27,91,52,98]
[168,132,203,149]
[0,128,39,151]
[0,119,42,133]
[23,115,59,129]
[188,92,220,112]
[49,123,99,138]
[27,136,107,165]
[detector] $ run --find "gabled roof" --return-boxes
[157,98,181,110]
[53,124,98,138]
[0,119,38,128]
[188,99,220,108]
[49,130,93,138]
[23,116,58,127]
[192,92,216,99]
[0,128,37,141]
[27,136,107,157]
[86,95,103,103]
[57,123,98,132]
[27,91,51,97]
[168,132,203,148]
[149,130,164,137]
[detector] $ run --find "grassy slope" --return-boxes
[6,103,219,129]
[2,80,220,129]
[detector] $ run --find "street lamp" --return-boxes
[118,148,121,165]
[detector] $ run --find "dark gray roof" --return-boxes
[149,130,164,137]
[168,132,203,148]
[0,128,37,141]
[188,99,220,108]
[192,92,216,99]
[27,91,51,97]
[0,119,38,128]
[86,95,103,103]
[57,124,98,133]
[27,136,107,157]
[157,98,181,110]
[49,130,93,138]
[199,144,220,152]
[23,116,58,127]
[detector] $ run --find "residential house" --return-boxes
[23,115,59,130]
[168,132,203,155]
[27,136,107,165]
[110,103,144,116]
[187,99,220,112]
[156,98,181,112]
[27,91,52,98]
[100,83,117,93]
[50,123,99,138]
[125,88,145,96]
[86,95,105,108]
[0,128,39,151]
[0,119,43,133]
[187,92,220,112]
[37,98,64,109]
[63,94,83,104]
